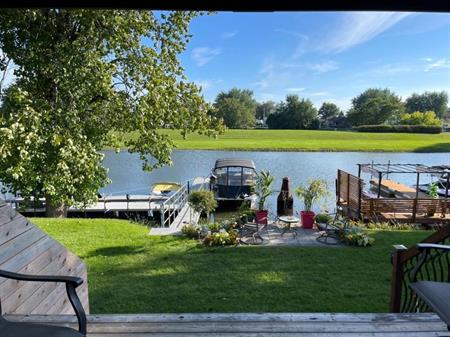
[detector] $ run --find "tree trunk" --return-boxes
[45,197,68,218]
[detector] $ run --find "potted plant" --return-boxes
[426,182,439,216]
[253,170,275,224]
[188,190,218,223]
[295,179,328,229]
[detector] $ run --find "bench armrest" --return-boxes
[417,243,450,252]
[0,269,87,336]
[411,243,450,284]
[0,269,83,287]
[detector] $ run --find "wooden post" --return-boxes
[413,173,420,222]
[347,172,350,216]
[390,245,408,312]
[336,170,341,209]
[446,174,449,199]
[358,178,362,219]
[415,173,420,199]
[377,172,382,198]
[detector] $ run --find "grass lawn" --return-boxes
[33,218,430,314]
[112,129,450,152]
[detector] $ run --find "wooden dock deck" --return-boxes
[6,312,449,336]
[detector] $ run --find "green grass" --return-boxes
[111,129,450,152]
[33,218,430,314]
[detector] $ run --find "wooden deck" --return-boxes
[5,312,449,336]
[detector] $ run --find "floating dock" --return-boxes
[6,177,209,229]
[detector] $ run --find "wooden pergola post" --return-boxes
[377,172,382,198]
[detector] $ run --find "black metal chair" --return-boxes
[0,269,87,337]
[409,243,450,332]
[238,222,266,244]
[316,210,350,245]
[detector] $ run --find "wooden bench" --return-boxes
[0,202,89,315]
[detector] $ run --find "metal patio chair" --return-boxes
[0,269,86,337]
[409,243,450,332]
[316,209,350,245]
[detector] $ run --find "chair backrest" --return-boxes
[0,202,89,315]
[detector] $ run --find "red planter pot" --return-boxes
[255,210,268,225]
[300,211,315,229]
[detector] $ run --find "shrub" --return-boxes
[207,223,221,233]
[203,229,239,246]
[181,224,200,239]
[355,124,442,134]
[354,221,416,231]
[400,111,442,126]
[341,227,375,247]
[315,213,333,224]
[188,190,218,217]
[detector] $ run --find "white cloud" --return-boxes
[319,12,413,53]
[424,58,450,72]
[221,31,238,39]
[356,63,412,77]
[191,47,222,67]
[287,87,306,92]
[309,92,329,96]
[253,60,291,90]
[307,61,339,73]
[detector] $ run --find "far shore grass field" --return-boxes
[112,129,450,152]
[34,218,430,314]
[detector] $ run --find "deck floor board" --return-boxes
[5,313,448,336]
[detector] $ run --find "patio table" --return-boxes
[278,215,299,238]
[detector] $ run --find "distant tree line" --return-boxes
[209,87,449,130]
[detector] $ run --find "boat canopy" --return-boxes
[214,159,256,170]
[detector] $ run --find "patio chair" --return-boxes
[409,243,450,332]
[238,221,265,244]
[0,269,86,337]
[316,210,349,245]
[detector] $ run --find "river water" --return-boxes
[101,150,450,214]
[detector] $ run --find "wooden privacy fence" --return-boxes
[336,169,363,217]
[0,201,89,315]
[390,224,450,313]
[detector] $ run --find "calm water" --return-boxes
[101,150,450,215]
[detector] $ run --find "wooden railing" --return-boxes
[390,224,450,313]
[361,198,450,223]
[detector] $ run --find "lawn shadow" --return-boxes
[86,245,146,257]
[413,142,450,153]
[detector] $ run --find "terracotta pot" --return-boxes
[255,210,268,225]
[300,211,315,229]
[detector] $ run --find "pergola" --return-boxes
[357,163,450,199]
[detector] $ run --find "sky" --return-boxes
[178,11,450,110]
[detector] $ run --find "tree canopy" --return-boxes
[255,101,276,120]
[318,102,341,127]
[266,95,318,129]
[213,88,257,129]
[400,111,442,126]
[0,9,222,216]
[405,91,448,119]
[347,88,404,126]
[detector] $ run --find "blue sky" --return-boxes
[179,12,450,110]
